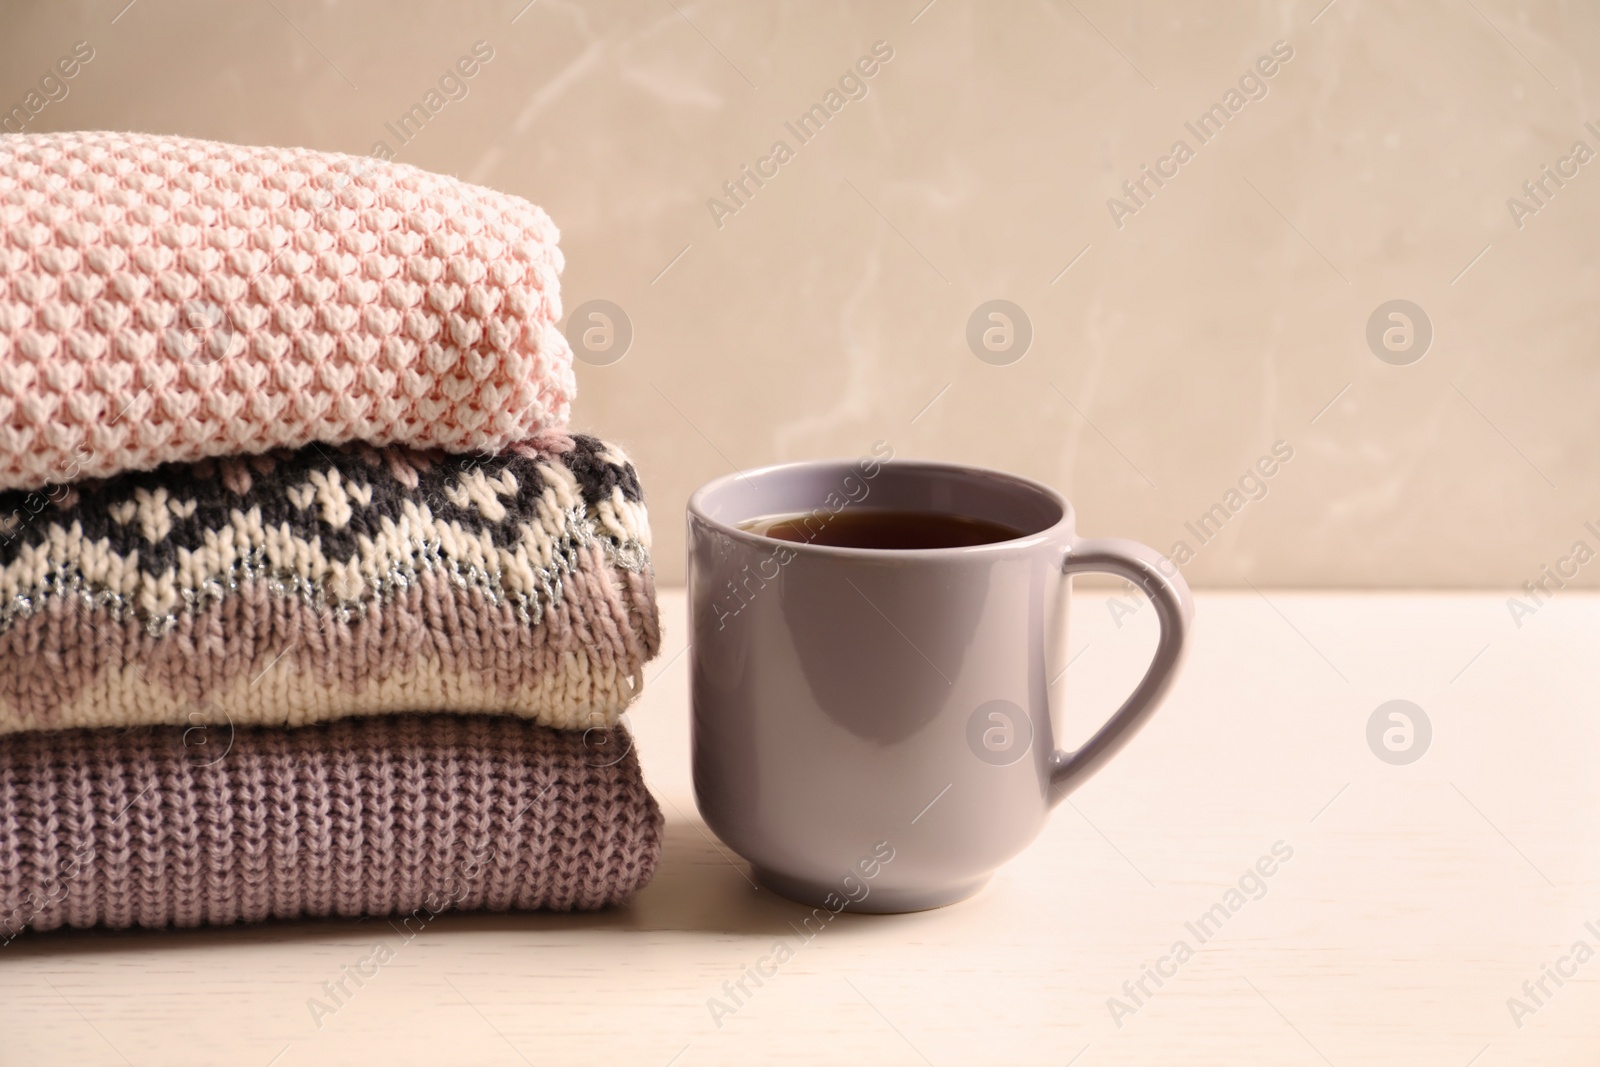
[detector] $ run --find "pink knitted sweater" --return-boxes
[0,131,576,491]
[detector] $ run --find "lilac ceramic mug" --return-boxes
[688,452,1193,912]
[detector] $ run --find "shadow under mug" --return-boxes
[688,457,1193,913]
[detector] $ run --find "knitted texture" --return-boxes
[0,432,659,734]
[0,713,661,935]
[0,130,576,491]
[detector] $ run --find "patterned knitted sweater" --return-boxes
[0,713,662,934]
[0,131,575,491]
[0,432,659,734]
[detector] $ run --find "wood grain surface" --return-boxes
[2,589,1595,1065]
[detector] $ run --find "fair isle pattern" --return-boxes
[0,714,663,935]
[0,131,576,491]
[0,432,659,734]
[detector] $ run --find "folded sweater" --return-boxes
[0,713,661,935]
[0,432,658,734]
[0,130,576,491]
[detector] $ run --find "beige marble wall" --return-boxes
[4,0,1597,587]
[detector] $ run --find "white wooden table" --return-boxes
[3,589,1596,1065]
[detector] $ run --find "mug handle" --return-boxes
[1049,537,1194,803]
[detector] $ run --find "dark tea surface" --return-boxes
[739,508,1022,549]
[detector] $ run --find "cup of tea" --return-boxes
[687,449,1192,912]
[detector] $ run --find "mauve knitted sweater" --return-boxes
[0,131,576,491]
[0,713,661,936]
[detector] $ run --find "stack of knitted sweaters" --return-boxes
[0,132,663,937]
